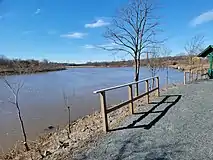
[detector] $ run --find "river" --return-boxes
[0,67,183,151]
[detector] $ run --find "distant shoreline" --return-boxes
[66,65,131,68]
[0,67,67,76]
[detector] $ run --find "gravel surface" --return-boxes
[72,80,213,160]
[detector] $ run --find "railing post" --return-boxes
[201,69,203,79]
[145,80,149,103]
[196,70,198,80]
[184,72,186,85]
[192,71,194,81]
[152,78,155,89]
[135,83,139,97]
[189,70,192,82]
[99,91,108,132]
[128,84,134,114]
[156,77,160,97]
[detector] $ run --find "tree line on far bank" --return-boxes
[0,56,66,75]
[66,55,198,68]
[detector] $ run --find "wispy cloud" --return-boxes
[34,8,41,15]
[60,32,87,39]
[191,10,213,27]
[85,19,110,28]
[84,43,117,49]
[84,44,96,49]
[22,30,34,35]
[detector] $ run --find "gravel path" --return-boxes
[73,80,213,160]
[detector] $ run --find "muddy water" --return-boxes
[0,67,183,151]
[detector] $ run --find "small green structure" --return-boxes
[197,45,213,79]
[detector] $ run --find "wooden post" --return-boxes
[135,83,139,97]
[191,71,193,82]
[145,80,149,103]
[128,85,134,114]
[192,71,194,82]
[100,91,108,132]
[201,70,204,79]
[152,78,155,89]
[196,70,198,80]
[156,77,160,97]
[184,72,186,85]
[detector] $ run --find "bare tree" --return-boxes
[147,47,162,88]
[185,35,205,69]
[0,62,30,151]
[103,0,162,95]
[161,46,172,88]
[62,91,71,139]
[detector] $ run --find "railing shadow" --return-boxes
[110,95,182,132]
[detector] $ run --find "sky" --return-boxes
[0,0,213,63]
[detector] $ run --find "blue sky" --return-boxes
[0,0,213,63]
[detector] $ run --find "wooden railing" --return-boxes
[184,69,208,85]
[93,76,160,132]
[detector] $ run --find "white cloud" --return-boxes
[191,10,213,27]
[85,19,110,28]
[34,8,41,15]
[60,32,87,39]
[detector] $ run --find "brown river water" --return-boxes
[0,67,183,152]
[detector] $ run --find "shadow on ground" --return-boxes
[74,95,184,160]
[110,94,182,131]
[78,132,187,160]
[113,133,187,160]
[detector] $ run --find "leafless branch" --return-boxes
[185,35,204,56]
[185,35,205,69]
[0,62,30,151]
[147,46,162,87]
[102,0,163,90]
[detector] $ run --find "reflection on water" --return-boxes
[0,67,183,151]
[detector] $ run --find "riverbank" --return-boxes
[0,104,131,160]
[169,63,209,72]
[0,83,181,160]
[66,65,130,68]
[0,67,67,76]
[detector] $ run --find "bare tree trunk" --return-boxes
[68,106,71,136]
[152,71,155,88]
[166,66,169,87]
[134,59,139,96]
[16,100,30,151]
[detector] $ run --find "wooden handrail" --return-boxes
[93,76,158,94]
[93,76,160,132]
[184,69,208,85]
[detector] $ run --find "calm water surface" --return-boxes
[0,67,183,151]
